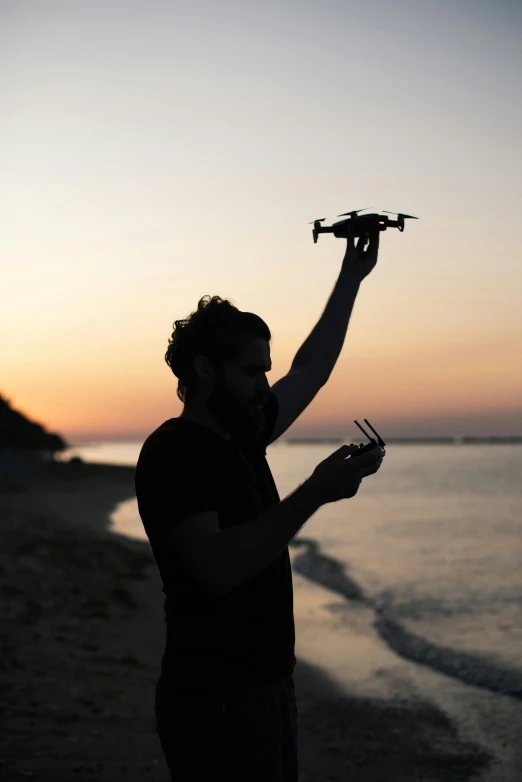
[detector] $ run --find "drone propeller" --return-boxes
[308,218,326,224]
[382,210,418,219]
[338,207,371,217]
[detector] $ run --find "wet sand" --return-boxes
[0,461,519,780]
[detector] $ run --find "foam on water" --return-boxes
[290,536,522,700]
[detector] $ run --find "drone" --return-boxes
[309,207,418,244]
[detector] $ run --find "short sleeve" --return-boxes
[135,432,219,537]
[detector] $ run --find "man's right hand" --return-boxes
[307,443,385,505]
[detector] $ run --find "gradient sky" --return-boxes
[2,0,521,441]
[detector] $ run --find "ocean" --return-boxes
[60,439,522,701]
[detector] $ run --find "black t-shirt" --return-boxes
[134,394,295,698]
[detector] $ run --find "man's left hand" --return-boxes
[341,230,380,282]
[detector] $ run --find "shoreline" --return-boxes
[1,461,519,780]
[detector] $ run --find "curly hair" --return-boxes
[165,295,272,404]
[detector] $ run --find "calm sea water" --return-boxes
[61,440,522,700]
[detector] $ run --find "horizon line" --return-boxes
[64,434,522,446]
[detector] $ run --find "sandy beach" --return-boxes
[1,461,520,781]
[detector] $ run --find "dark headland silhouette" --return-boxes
[0,393,68,475]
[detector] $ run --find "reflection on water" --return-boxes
[108,497,145,541]
[58,441,144,467]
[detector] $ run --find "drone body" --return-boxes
[310,208,418,243]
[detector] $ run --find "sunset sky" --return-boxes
[2,0,521,442]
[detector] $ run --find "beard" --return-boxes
[206,382,270,443]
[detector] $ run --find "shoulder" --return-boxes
[136,420,189,469]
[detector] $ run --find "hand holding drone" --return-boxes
[309,207,418,244]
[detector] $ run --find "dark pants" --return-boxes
[155,673,298,781]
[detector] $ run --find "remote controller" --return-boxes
[352,419,386,456]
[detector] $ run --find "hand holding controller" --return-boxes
[351,418,386,456]
[307,419,386,505]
